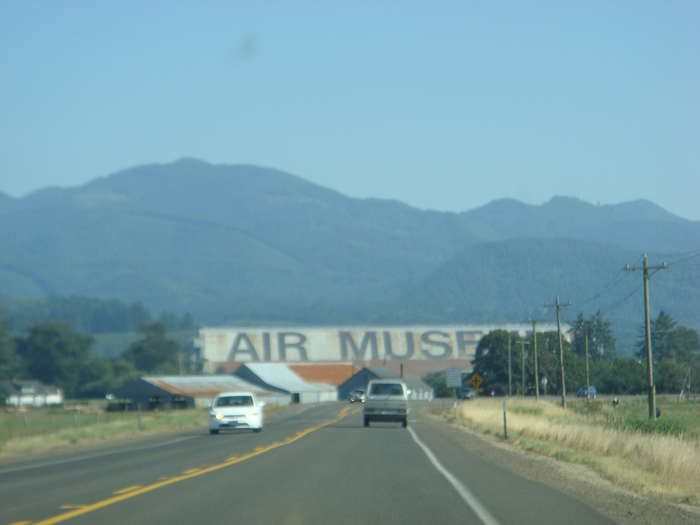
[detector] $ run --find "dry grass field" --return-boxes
[444,396,700,506]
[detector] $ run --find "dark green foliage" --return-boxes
[16,320,94,397]
[422,371,453,398]
[472,330,512,395]
[122,322,184,374]
[77,358,140,398]
[468,327,694,397]
[571,311,616,360]
[0,321,19,380]
[590,358,647,395]
[636,311,700,365]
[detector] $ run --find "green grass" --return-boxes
[0,402,289,458]
[0,406,206,456]
[598,397,700,438]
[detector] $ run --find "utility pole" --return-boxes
[519,341,529,396]
[625,255,668,419]
[524,318,545,400]
[585,332,590,402]
[508,335,513,397]
[545,296,571,409]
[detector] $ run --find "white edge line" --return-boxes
[409,426,501,525]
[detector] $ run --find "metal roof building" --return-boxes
[287,363,360,387]
[112,375,270,411]
[233,363,338,404]
[337,367,434,401]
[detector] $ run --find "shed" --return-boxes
[336,367,400,400]
[111,375,269,411]
[233,363,338,404]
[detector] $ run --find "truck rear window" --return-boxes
[369,383,404,396]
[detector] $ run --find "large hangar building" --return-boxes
[196,324,564,375]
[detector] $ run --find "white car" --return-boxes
[209,392,264,434]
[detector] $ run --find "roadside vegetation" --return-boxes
[434,396,700,506]
[0,402,286,459]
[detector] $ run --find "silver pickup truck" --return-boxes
[362,379,409,428]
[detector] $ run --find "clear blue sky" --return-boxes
[1,1,698,219]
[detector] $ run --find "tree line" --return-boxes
[0,295,196,335]
[426,311,699,397]
[0,320,195,399]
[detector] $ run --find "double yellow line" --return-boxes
[23,406,358,525]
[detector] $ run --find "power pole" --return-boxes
[519,341,529,396]
[508,335,513,397]
[545,296,571,409]
[625,255,668,419]
[524,318,545,401]
[585,332,590,402]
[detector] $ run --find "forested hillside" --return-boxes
[1,159,697,339]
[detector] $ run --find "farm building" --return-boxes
[233,363,339,404]
[337,367,434,401]
[111,375,269,411]
[0,380,64,407]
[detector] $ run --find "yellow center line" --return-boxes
[112,486,143,495]
[32,406,358,525]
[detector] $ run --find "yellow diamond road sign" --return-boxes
[470,373,483,390]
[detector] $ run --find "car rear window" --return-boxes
[216,395,253,407]
[369,383,404,396]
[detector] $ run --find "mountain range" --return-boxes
[1,158,698,344]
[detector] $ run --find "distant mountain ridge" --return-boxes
[1,159,698,337]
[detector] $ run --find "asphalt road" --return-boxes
[1,403,615,525]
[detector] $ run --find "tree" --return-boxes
[16,320,94,397]
[592,358,646,395]
[423,371,452,398]
[571,311,616,361]
[78,358,139,398]
[122,321,183,374]
[0,321,19,380]
[472,330,521,396]
[636,311,700,364]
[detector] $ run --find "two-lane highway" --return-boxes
[1,403,615,525]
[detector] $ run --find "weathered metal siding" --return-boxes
[199,324,564,373]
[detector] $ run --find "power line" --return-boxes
[576,267,634,310]
[597,283,644,315]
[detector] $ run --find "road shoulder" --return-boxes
[417,408,700,525]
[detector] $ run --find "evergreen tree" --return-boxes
[636,311,700,364]
[571,311,616,360]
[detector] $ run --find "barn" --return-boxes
[111,375,269,411]
[233,363,339,404]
